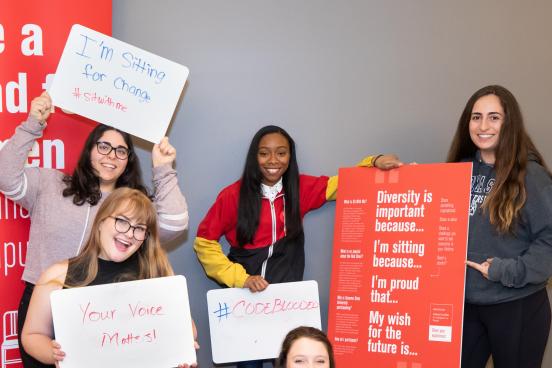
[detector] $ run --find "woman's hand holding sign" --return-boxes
[244,275,269,292]
[152,137,177,167]
[51,340,65,363]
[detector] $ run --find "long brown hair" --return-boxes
[65,187,173,287]
[447,85,549,233]
[277,326,335,368]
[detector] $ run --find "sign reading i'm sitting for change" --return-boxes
[49,24,189,143]
[207,280,322,364]
[50,275,196,368]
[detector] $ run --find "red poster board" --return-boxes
[328,163,471,368]
[0,2,111,366]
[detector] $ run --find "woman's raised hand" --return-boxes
[29,91,52,123]
[152,136,177,167]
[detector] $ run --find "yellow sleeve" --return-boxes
[325,155,378,201]
[357,154,378,168]
[193,237,249,288]
[326,175,338,201]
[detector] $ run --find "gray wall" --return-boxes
[113,1,552,366]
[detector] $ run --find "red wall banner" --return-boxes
[0,1,111,365]
[328,163,471,367]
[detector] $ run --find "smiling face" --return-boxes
[469,94,504,164]
[257,132,291,186]
[98,206,146,263]
[90,129,129,192]
[286,337,330,368]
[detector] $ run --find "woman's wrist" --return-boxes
[371,154,383,168]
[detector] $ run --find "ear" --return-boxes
[98,218,107,233]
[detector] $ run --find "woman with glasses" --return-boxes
[21,188,196,367]
[0,92,188,368]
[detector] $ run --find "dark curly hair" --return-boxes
[62,124,148,205]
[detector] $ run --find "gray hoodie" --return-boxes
[466,152,552,305]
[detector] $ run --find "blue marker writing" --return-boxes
[213,302,231,322]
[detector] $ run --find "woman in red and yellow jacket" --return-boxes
[194,125,401,293]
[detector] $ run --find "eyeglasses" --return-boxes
[96,141,130,160]
[109,216,148,241]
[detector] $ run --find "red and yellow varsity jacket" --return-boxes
[194,155,377,288]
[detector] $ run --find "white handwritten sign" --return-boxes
[207,280,321,364]
[50,275,196,368]
[49,24,189,143]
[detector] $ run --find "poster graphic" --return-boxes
[328,163,471,367]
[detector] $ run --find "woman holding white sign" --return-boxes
[194,125,400,367]
[21,187,195,368]
[448,85,552,368]
[0,92,188,367]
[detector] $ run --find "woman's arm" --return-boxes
[470,169,552,287]
[361,153,403,170]
[325,153,403,201]
[194,237,268,291]
[21,260,68,365]
[194,237,250,288]
[0,92,53,212]
[194,183,269,291]
[151,137,189,242]
[194,185,249,288]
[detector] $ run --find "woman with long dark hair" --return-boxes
[194,125,400,367]
[0,92,188,367]
[447,85,552,368]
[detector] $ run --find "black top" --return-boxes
[66,253,140,287]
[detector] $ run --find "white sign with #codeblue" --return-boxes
[49,24,189,143]
[207,280,321,364]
